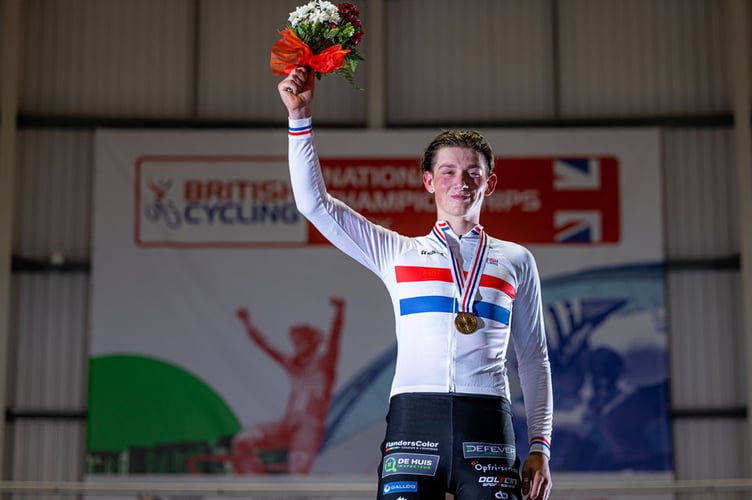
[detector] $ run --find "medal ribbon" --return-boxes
[432,221,489,314]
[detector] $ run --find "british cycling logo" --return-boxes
[135,155,306,246]
[142,176,298,230]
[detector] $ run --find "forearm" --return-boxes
[288,117,328,217]
[519,360,553,457]
[287,120,397,275]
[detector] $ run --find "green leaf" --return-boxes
[338,65,364,91]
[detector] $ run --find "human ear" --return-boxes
[423,170,435,194]
[484,173,498,197]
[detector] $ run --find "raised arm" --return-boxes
[277,68,400,278]
[236,307,288,368]
[323,297,346,364]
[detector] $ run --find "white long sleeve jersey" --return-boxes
[288,118,552,456]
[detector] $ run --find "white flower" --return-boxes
[288,0,341,27]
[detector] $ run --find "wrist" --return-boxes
[288,109,311,120]
[288,117,312,137]
[529,436,551,459]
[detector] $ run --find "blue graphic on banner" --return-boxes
[321,262,671,472]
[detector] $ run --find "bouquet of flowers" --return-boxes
[270,1,365,89]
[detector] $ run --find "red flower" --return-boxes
[338,2,364,46]
[338,2,359,20]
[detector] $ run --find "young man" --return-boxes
[278,67,553,500]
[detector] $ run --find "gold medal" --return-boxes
[433,222,488,336]
[454,312,477,334]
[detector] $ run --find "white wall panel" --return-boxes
[21,0,194,117]
[673,419,747,486]
[14,130,93,260]
[386,0,554,124]
[13,274,89,409]
[667,271,743,409]
[11,128,91,491]
[11,421,84,493]
[558,0,730,117]
[663,129,738,258]
[197,0,367,123]
[663,128,744,485]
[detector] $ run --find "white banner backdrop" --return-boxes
[88,127,669,497]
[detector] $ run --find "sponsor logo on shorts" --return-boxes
[495,492,510,499]
[478,475,519,488]
[470,461,516,474]
[384,439,440,453]
[382,481,419,494]
[382,453,440,477]
[462,442,516,460]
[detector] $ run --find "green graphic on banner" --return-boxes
[87,355,240,474]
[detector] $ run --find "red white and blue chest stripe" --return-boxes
[394,222,516,325]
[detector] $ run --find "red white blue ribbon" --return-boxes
[432,221,489,314]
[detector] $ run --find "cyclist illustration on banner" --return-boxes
[231,297,346,474]
[143,178,181,229]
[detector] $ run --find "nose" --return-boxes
[460,173,472,188]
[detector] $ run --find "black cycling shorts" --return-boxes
[376,392,522,500]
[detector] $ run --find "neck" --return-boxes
[442,217,479,237]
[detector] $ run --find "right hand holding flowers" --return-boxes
[278,67,315,119]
